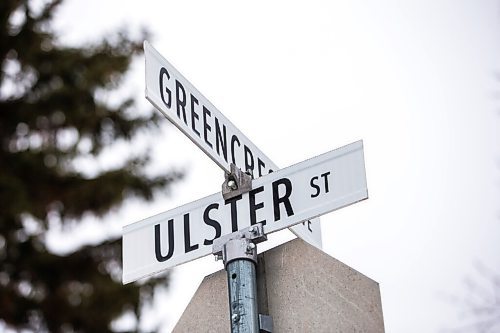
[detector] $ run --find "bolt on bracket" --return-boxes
[222,163,253,200]
[212,224,267,267]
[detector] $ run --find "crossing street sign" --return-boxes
[144,41,321,248]
[145,41,272,177]
[123,140,367,284]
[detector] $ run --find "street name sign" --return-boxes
[123,140,367,284]
[144,41,321,247]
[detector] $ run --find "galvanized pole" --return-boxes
[213,225,267,333]
[226,238,259,332]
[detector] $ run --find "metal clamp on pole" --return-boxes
[222,163,253,200]
[213,224,267,333]
[213,224,267,266]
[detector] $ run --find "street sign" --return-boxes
[123,140,367,284]
[144,41,321,248]
[145,40,274,176]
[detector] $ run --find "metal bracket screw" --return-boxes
[232,313,240,323]
[227,179,238,190]
[246,243,256,254]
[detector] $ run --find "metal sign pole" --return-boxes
[213,224,268,333]
[226,238,259,332]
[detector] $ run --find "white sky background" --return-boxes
[47,1,500,332]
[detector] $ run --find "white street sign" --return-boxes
[144,41,321,248]
[123,140,367,284]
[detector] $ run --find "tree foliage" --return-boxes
[0,0,181,331]
[443,263,500,333]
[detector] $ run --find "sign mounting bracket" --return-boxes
[212,223,267,264]
[222,163,253,200]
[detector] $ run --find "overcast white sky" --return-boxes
[47,1,500,332]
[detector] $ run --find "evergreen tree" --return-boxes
[0,0,181,331]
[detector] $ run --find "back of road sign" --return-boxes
[173,238,385,332]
